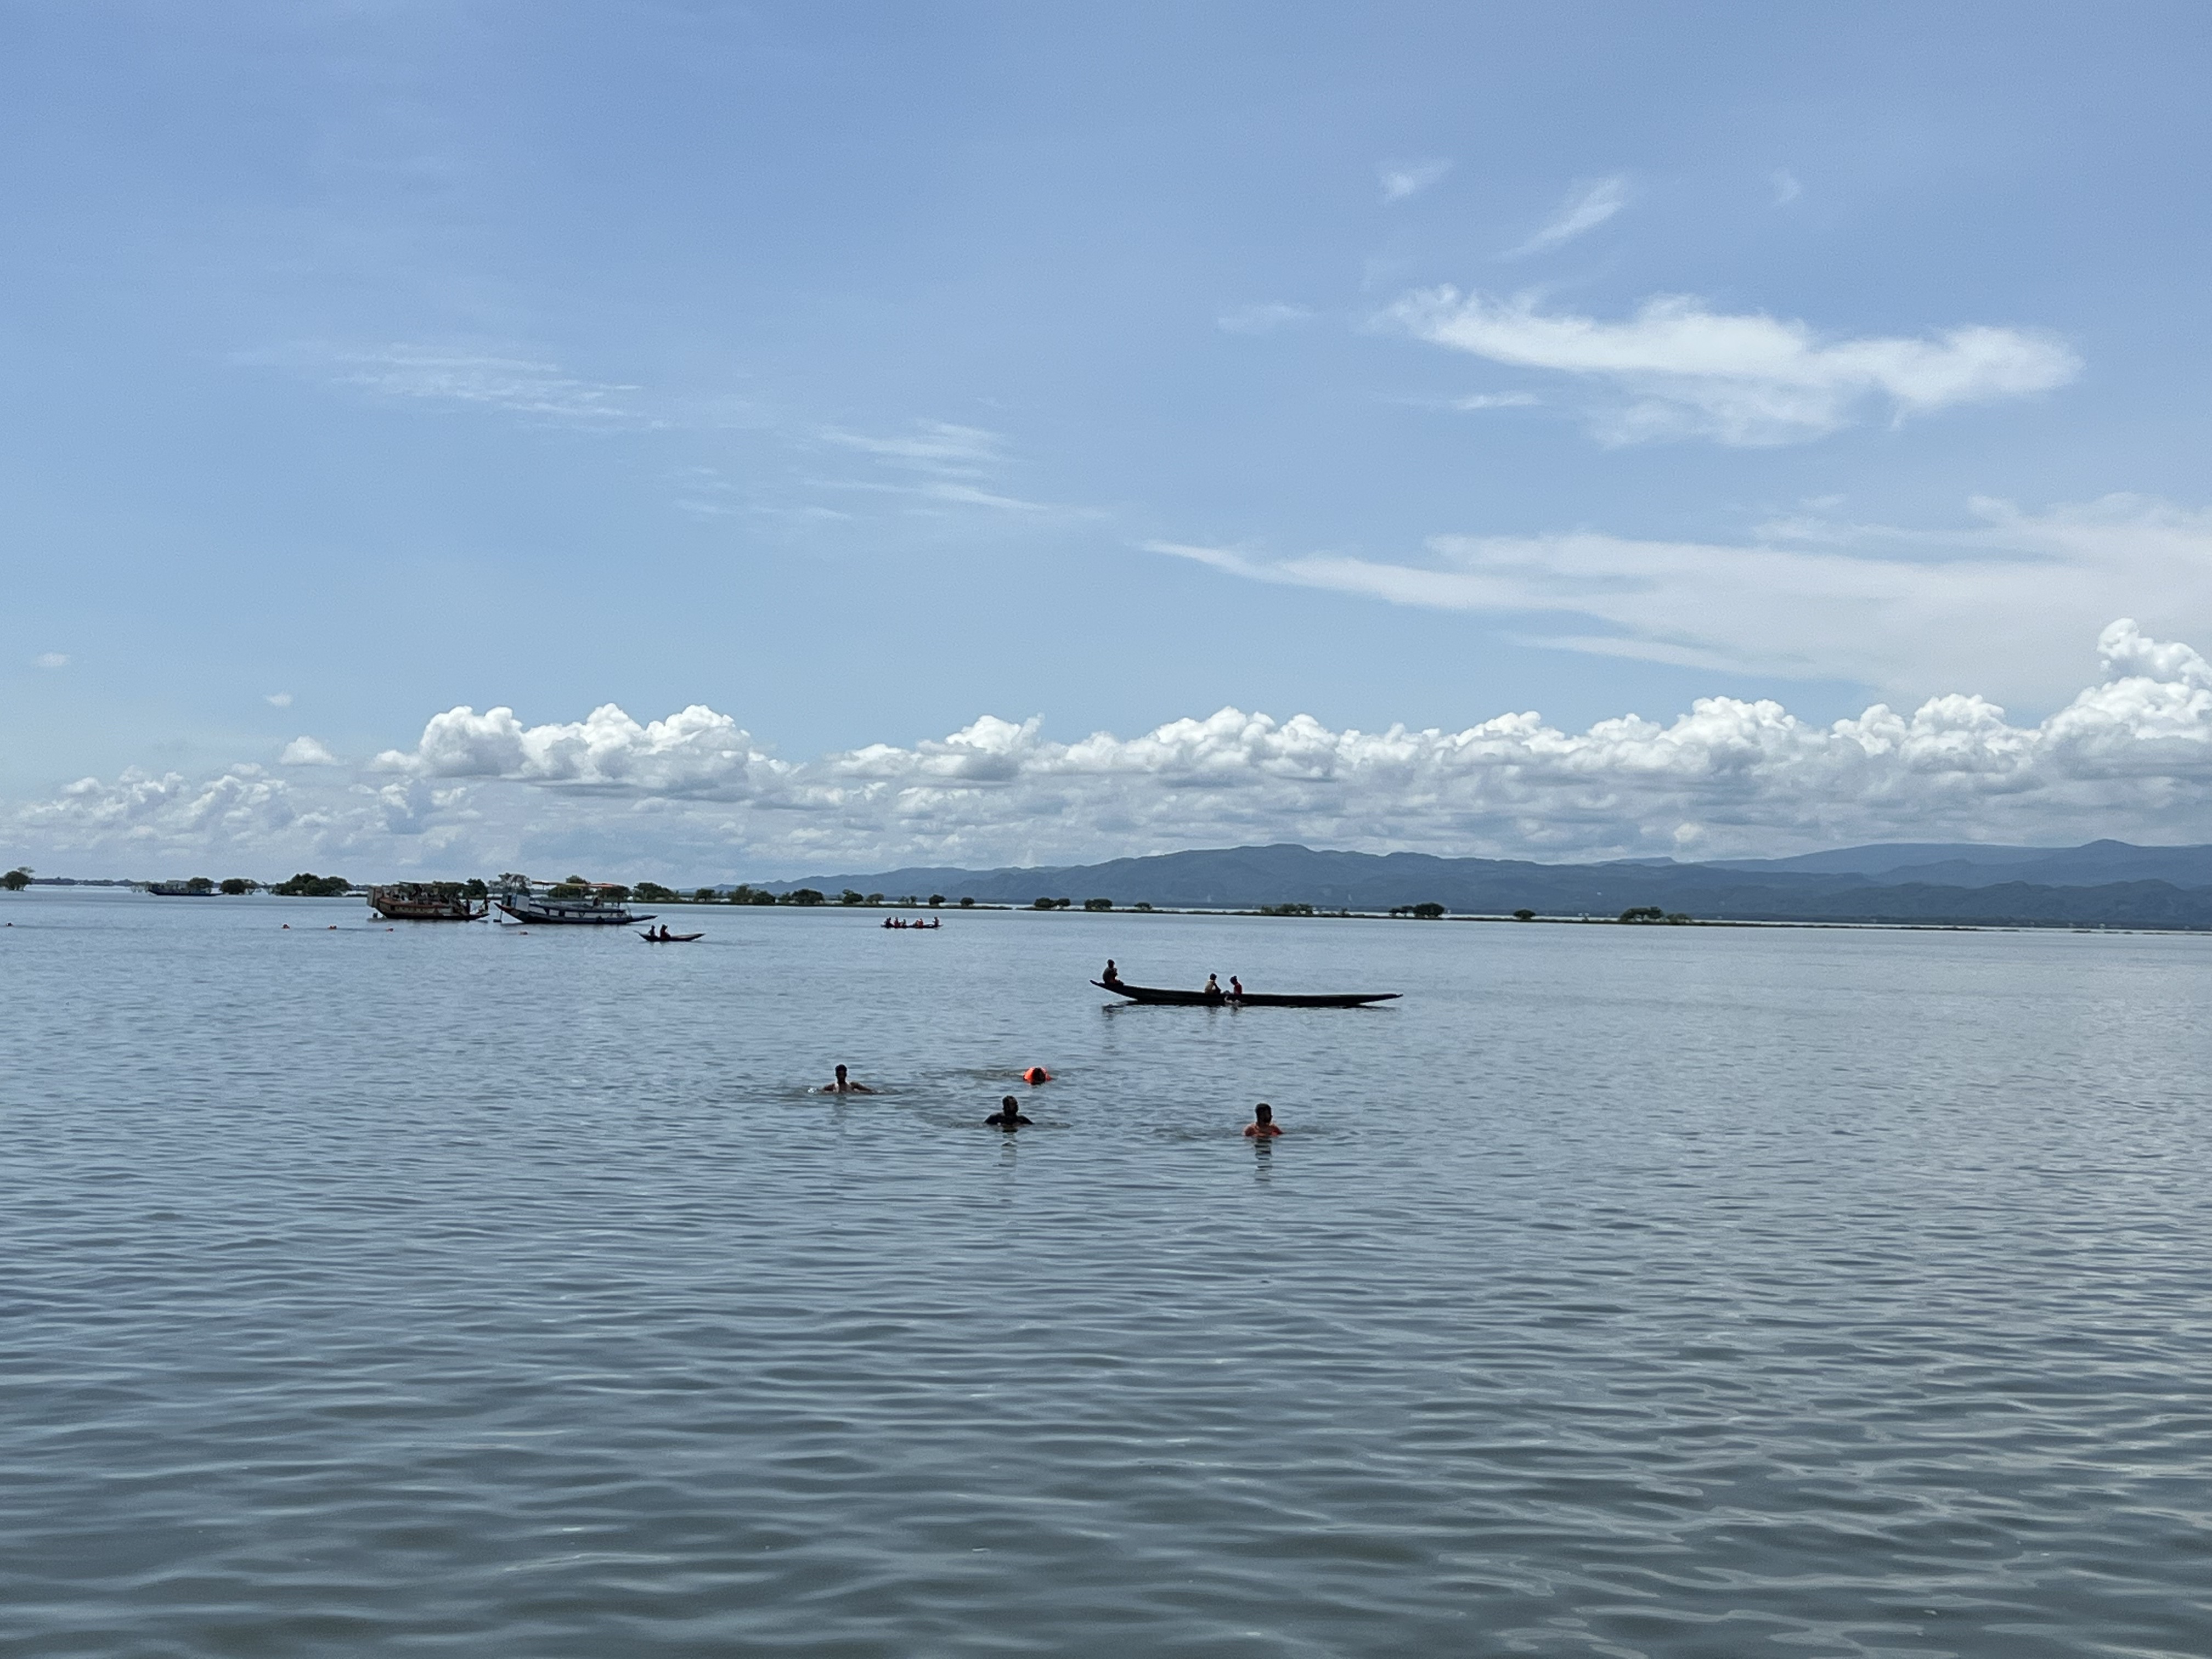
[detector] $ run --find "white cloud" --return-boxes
[35,652,70,669]
[1500,176,1628,258]
[1217,303,1314,335]
[267,345,654,428]
[1380,289,2080,444]
[13,622,2211,873]
[1378,158,1452,204]
[280,736,339,766]
[819,421,1004,476]
[1452,392,1539,411]
[1147,495,2212,709]
[266,691,294,708]
[1771,169,1803,206]
[375,702,781,797]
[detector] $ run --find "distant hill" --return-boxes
[757,840,2212,929]
[1706,838,2212,888]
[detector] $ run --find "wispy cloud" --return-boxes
[35,652,70,669]
[1217,303,1314,335]
[1770,169,1803,206]
[1381,289,2080,444]
[1500,176,1628,258]
[819,420,1005,476]
[269,345,656,428]
[1146,495,2212,708]
[265,691,294,708]
[1378,157,1452,204]
[1452,392,1539,411]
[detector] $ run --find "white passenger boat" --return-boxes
[494,876,654,927]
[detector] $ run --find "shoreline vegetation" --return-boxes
[3,873,2202,936]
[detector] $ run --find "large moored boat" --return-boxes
[368,883,489,921]
[494,876,654,927]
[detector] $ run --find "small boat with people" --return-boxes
[368,882,488,921]
[638,927,704,943]
[1093,961,1398,1008]
[494,874,654,927]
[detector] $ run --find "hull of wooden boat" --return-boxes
[1093,979,1398,1008]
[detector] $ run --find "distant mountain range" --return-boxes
[757,839,2212,930]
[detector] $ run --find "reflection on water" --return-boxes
[2,887,2208,1658]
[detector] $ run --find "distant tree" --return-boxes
[549,879,590,899]
[2,866,32,891]
[1513,909,1536,922]
[273,872,350,897]
[1133,902,1153,912]
[1666,912,1693,925]
[1033,896,1056,909]
[866,892,885,905]
[599,884,633,904]
[1618,906,1665,923]
[1083,897,1114,911]
[182,876,216,895]
[462,878,488,900]
[785,888,826,906]
[928,894,945,907]
[958,896,975,908]
[839,889,866,906]
[693,888,717,904]
[218,878,259,896]
[1258,902,1314,917]
[1411,901,1446,919]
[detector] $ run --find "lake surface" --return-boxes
[3,887,2208,1658]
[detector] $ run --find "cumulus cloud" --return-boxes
[280,736,339,766]
[266,692,294,708]
[1148,495,2212,709]
[1380,289,2080,443]
[1217,303,1314,335]
[1379,158,1452,204]
[13,623,2211,874]
[1500,176,1628,258]
[375,702,781,797]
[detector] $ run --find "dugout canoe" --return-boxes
[1092,979,1398,1008]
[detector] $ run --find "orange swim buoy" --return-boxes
[1022,1066,1052,1085]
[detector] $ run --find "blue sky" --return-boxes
[5,3,2209,876]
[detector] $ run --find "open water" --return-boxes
[2,887,2208,1657]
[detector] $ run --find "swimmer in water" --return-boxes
[1243,1103,1282,1138]
[823,1064,877,1094]
[986,1094,1032,1129]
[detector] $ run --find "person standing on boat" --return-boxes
[824,1064,877,1094]
[1243,1103,1282,1138]
[986,1095,1032,1129]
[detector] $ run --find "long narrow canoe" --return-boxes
[639,930,706,943]
[1093,979,1398,1008]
